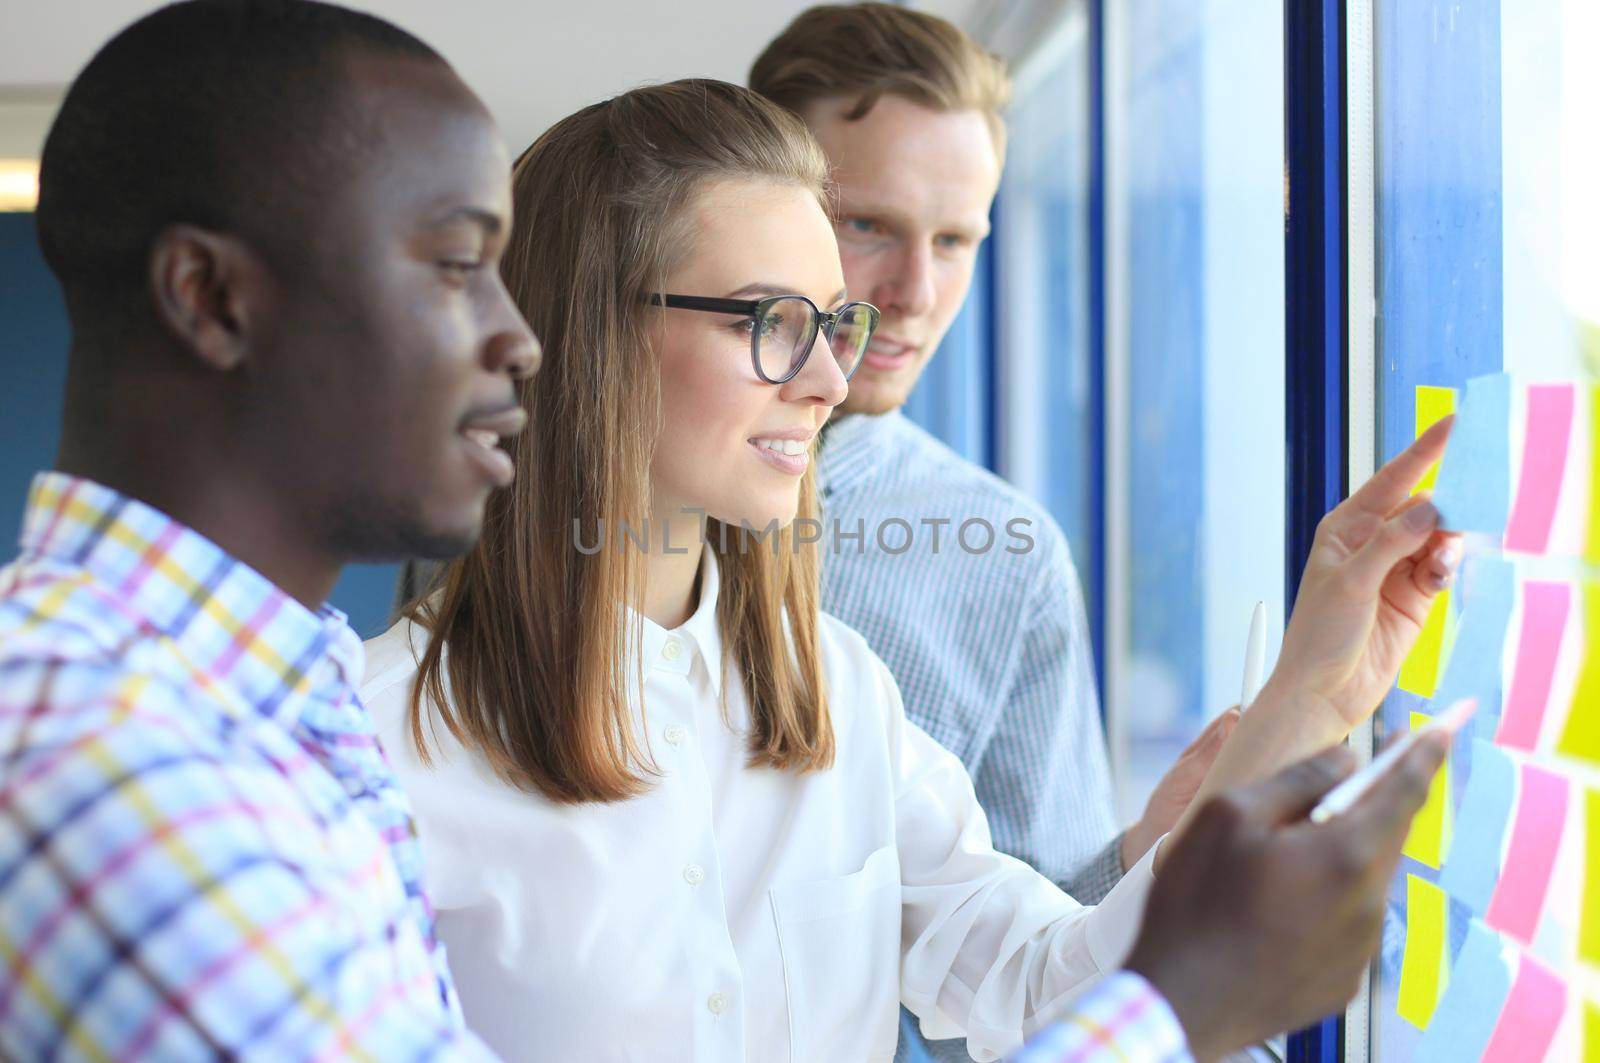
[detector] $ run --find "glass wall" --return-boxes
[993,15,1096,620]
[901,242,994,470]
[1104,0,1287,818]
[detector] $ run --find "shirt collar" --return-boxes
[818,410,906,499]
[636,545,725,698]
[17,472,364,729]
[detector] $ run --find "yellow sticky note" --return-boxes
[1585,385,1600,563]
[1558,582,1600,766]
[1586,998,1600,1062]
[1403,711,1454,867]
[1581,320,1600,377]
[1582,789,1600,969]
[1398,874,1451,1029]
[1415,386,1457,494]
[1400,588,1452,698]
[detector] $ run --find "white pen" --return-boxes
[1240,600,1267,710]
[1309,698,1477,823]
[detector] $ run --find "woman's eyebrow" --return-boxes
[428,205,504,236]
[722,283,796,300]
[722,283,851,306]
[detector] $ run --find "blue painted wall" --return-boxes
[0,213,69,556]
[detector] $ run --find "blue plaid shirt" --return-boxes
[818,411,1123,1063]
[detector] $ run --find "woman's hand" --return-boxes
[1262,416,1462,745]
[1122,707,1240,869]
[1156,418,1463,864]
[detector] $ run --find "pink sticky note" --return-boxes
[1485,763,1570,943]
[1504,384,1576,553]
[1496,581,1572,750]
[1479,950,1566,1063]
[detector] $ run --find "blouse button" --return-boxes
[664,724,685,747]
[683,864,705,886]
[707,992,729,1015]
[662,639,683,661]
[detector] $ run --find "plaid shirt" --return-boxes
[0,473,490,1061]
[1008,974,1191,1063]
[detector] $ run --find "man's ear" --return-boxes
[147,224,268,372]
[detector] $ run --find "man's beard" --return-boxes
[319,487,481,567]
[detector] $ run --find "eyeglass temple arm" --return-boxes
[649,294,762,315]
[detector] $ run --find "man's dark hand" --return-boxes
[1125,734,1448,1063]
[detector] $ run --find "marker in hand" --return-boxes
[1309,698,1477,824]
[1240,601,1267,710]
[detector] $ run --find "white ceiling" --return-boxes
[0,0,1002,159]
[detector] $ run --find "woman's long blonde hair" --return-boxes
[406,79,836,803]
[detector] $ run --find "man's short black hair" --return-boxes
[37,0,447,314]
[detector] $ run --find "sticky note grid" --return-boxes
[1390,378,1600,1063]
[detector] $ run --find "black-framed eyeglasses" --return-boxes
[649,293,881,385]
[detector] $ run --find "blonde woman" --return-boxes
[362,80,1458,1062]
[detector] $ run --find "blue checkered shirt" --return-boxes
[818,411,1123,1063]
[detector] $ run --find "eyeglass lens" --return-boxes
[754,297,873,382]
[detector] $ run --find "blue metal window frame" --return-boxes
[1284,0,1347,1060]
[972,212,998,477]
[1085,0,1109,696]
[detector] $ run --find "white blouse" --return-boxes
[362,551,1156,1063]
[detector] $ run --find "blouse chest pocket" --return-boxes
[769,844,902,1062]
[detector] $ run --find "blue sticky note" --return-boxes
[1438,739,1517,913]
[1433,372,1512,533]
[1431,557,1515,718]
[1412,919,1513,1063]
